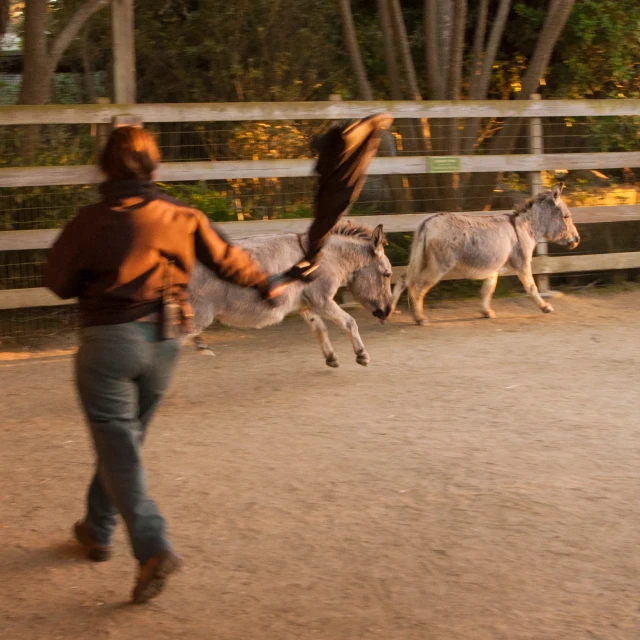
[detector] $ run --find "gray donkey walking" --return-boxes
[390,184,580,324]
[187,222,393,367]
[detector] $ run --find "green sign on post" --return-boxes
[428,156,462,173]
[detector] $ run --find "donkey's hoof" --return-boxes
[325,356,339,368]
[197,343,215,356]
[482,309,497,319]
[542,303,554,314]
[356,353,370,366]
[415,318,429,326]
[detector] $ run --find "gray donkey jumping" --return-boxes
[390,184,580,324]
[187,222,393,367]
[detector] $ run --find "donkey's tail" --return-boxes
[405,214,438,286]
[390,214,440,315]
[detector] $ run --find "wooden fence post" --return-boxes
[93,103,142,159]
[93,97,111,155]
[528,93,556,296]
[112,115,143,128]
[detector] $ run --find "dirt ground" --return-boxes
[1,287,640,640]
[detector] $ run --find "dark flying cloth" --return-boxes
[270,112,394,287]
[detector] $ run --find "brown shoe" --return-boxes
[73,521,112,562]
[132,551,182,604]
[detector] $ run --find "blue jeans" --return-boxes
[75,322,180,564]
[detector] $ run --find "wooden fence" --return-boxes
[1,99,639,313]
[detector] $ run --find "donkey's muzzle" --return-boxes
[372,304,391,323]
[568,235,580,250]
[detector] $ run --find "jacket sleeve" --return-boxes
[44,214,86,300]
[193,210,269,288]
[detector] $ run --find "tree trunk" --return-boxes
[432,0,466,211]
[425,0,466,209]
[339,0,411,213]
[464,0,576,210]
[17,0,110,161]
[377,0,402,100]
[423,0,447,210]
[424,0,448,156]
[0,0,9,42]
[468,0,489,95]
[461,0,512,156]
[436,0,453,91]
[18,0,110,105]
[388,0,427,153]
[81,27,97,104]
[389,0,437,211]
[473,0,512,99]
[19,0,52,105]
[519,0,577,99]
[424,0,444,99]
[376,0,413,213]
[446,0,467,152]
[389,0,421,101]
[446,0,466,102]
[18,0,53,160]
[338,0,373,100]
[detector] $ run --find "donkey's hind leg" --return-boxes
[409,274,442,326]
[194,335,215,356]
[407,250,449,326]
[185,302,216,356]
[184,326,215,355]
[480,272,499,318]
[389,274,407,316]
[301,308,339,368]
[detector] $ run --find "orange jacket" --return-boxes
[46,180,269,327]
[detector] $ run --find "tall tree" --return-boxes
[406,0,574,209]
[460,0,511,155]
[389,0,421,101]
[463,0,576,208]
[377,0,402,100]
[338,0,373,100]
[18,0,109,105]
[0,0,9,42]
[338,0,412,213]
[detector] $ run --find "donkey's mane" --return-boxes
[514,191,551,214]
[332,221,374,241]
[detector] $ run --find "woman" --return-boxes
[45,125,281,604]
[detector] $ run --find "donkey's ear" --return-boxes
[372,224,386,248]
[552,182,564,203]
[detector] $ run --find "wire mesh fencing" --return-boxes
[2,115,639,169]
[1,109,640,341]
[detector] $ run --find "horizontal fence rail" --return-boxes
[2,207,640,310]
[4,252,640,311]
[2,153,640,188]
[1,99,640,125]
[1,99,639,320]
[1,206,639,252]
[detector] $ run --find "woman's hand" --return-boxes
[255,277,290,304]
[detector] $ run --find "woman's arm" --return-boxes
[193,211,269,290]
[44,214,86,299]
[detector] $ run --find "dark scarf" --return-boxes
[99,179,158,204]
